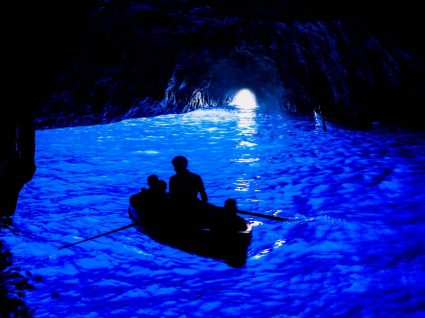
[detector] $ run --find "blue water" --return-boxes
[2,107,425,317]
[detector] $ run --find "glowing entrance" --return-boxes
[230,89,257,110]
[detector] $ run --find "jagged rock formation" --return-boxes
[2,0,425,216]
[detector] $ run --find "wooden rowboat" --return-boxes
[128,192,253,267]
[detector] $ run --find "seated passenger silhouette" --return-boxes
[139,174,167,223]
[220,198,247,232]
[157,179,167,196]
[145,174,159,193]
[155,179,170,211]
[169,156,208,225]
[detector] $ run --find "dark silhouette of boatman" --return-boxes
[169,156,208,204]
[169,156,208,225]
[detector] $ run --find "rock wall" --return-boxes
[2,0,425,216]
[33,1,425,129]
[1,0,97,216]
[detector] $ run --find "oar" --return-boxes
[237,210,291,222]
[58,223,138,250]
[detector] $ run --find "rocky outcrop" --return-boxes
[2,0,425,216]
[1,1,97,216]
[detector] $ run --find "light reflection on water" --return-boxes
[3,108,425,317]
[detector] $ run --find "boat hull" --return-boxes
[128,193,252,267]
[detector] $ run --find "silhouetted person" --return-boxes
[131,174,158,212]
[145,174,159,193]
[169,156,208,225]
[158,179,167,196]
[169,156,208,204]
[220,198,247,232]
[143,175,168,199]
[136,174,169,224]
[224,198,237,211]
[221,200,250,268]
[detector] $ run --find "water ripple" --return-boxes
[3,109,425,317]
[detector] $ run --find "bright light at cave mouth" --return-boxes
[230,89,258,110]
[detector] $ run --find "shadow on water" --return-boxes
[1,217,39,318]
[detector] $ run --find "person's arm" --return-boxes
[198,176,208,203]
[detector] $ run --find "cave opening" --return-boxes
[229,89,258,110]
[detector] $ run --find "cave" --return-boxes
[3,0,425,216]
[2,2,425,317]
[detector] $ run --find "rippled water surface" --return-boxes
[3,108,425,317]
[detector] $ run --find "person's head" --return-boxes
[147,174,159,189]
[224,198,237,212]
[172,156,188,173]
